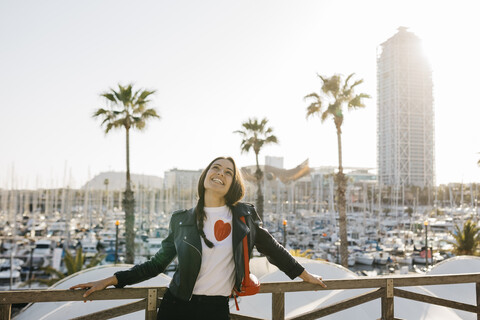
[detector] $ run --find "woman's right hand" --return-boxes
[69,275,118,299]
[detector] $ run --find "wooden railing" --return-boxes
[1,273,480,320]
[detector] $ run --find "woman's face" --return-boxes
[203,159,234,199]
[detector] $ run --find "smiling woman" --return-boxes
[70,156,327,320]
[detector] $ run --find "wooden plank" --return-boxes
[260,273,480,294]
[272,292,285,320]
[392,273,480,287]
[230,313,265,320]
[145,289,157,320]
[394,288,476,313]
[0,304,11,320]
[69,299,146,320]
[260,278,385,293]
[386,279,394,298]
[288,288,384,320]
[382,279,394,320]
[0,287,167,304]
[477,282,480,320]
[382,295,394,320]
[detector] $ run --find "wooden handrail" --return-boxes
[1,273,480,320]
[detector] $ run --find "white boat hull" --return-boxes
[354,252,374,265]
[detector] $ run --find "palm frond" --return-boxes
[64,249,77,274]
[141,108,161,120]
[101,93,117,103]
[86,253,106,269]
[343,73,355,91]
[321,74,341,97]
[134,119,146,130]
[306,102,322,119]
[266,135,278,144]
[104,122,116,134]
[350,79,364,89]
[233,130,246,137]
[92,108,110,118]
[320,110,330,122]
[137,89,156,102]
[112,118,127,128]
[40,266,66,279]
[348,94,368,109]
[75,248,84,272]
[450,220,480,255]
[304,92,320,101]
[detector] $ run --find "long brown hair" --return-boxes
[195,156,245,248]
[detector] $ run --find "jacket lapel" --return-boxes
[181,208,202,254]
[232,204,250,250]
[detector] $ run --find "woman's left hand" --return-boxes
[299,270,327,288]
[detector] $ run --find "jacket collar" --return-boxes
[182,208,197,225]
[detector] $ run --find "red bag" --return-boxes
[233,216,260,310]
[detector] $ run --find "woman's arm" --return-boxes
[69,275,118,298]
[249,205,326,288]
[299,269,327,287]
[114,219,177,287]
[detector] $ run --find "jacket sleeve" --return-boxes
[114,215,178,288]
[250,207,304,280]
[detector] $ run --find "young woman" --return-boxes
[70,156,326,319]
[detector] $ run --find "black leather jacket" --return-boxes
[114,202,304,301]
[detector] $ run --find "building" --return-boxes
[163,168,202,211]
[377,27,435,187]
[265,156,284,169]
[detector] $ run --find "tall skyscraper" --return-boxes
[377,27,435,187]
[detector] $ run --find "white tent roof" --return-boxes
[419,256,480,320]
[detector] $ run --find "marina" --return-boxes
[0,178,476,292]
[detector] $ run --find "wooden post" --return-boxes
[0,304,11,320]
[145,289,157,320]
[381,279,394,320]
[272,292,285,320]
[476,282,480,320]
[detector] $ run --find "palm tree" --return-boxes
[234,118,278,221]
[450,219,480,256]
[22,248,105,287]
[93,83,160,264]
[305,73,370,267]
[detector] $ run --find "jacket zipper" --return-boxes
[182,239,201,300]
[183,239,202,257]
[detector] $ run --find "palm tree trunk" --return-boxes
[336,127,348,268]
[255,152,264,221]
[123,128,135,264]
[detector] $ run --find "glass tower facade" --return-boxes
[377,27,435,187]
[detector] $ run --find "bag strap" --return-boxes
[240,216,249,278]
[232,216,249,311]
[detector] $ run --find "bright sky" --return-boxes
[1,0,479,189]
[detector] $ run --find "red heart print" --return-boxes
[214,220,231,242]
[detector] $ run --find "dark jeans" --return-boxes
[157,289,230,320]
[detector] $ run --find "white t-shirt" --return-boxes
[192,205,235,296]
